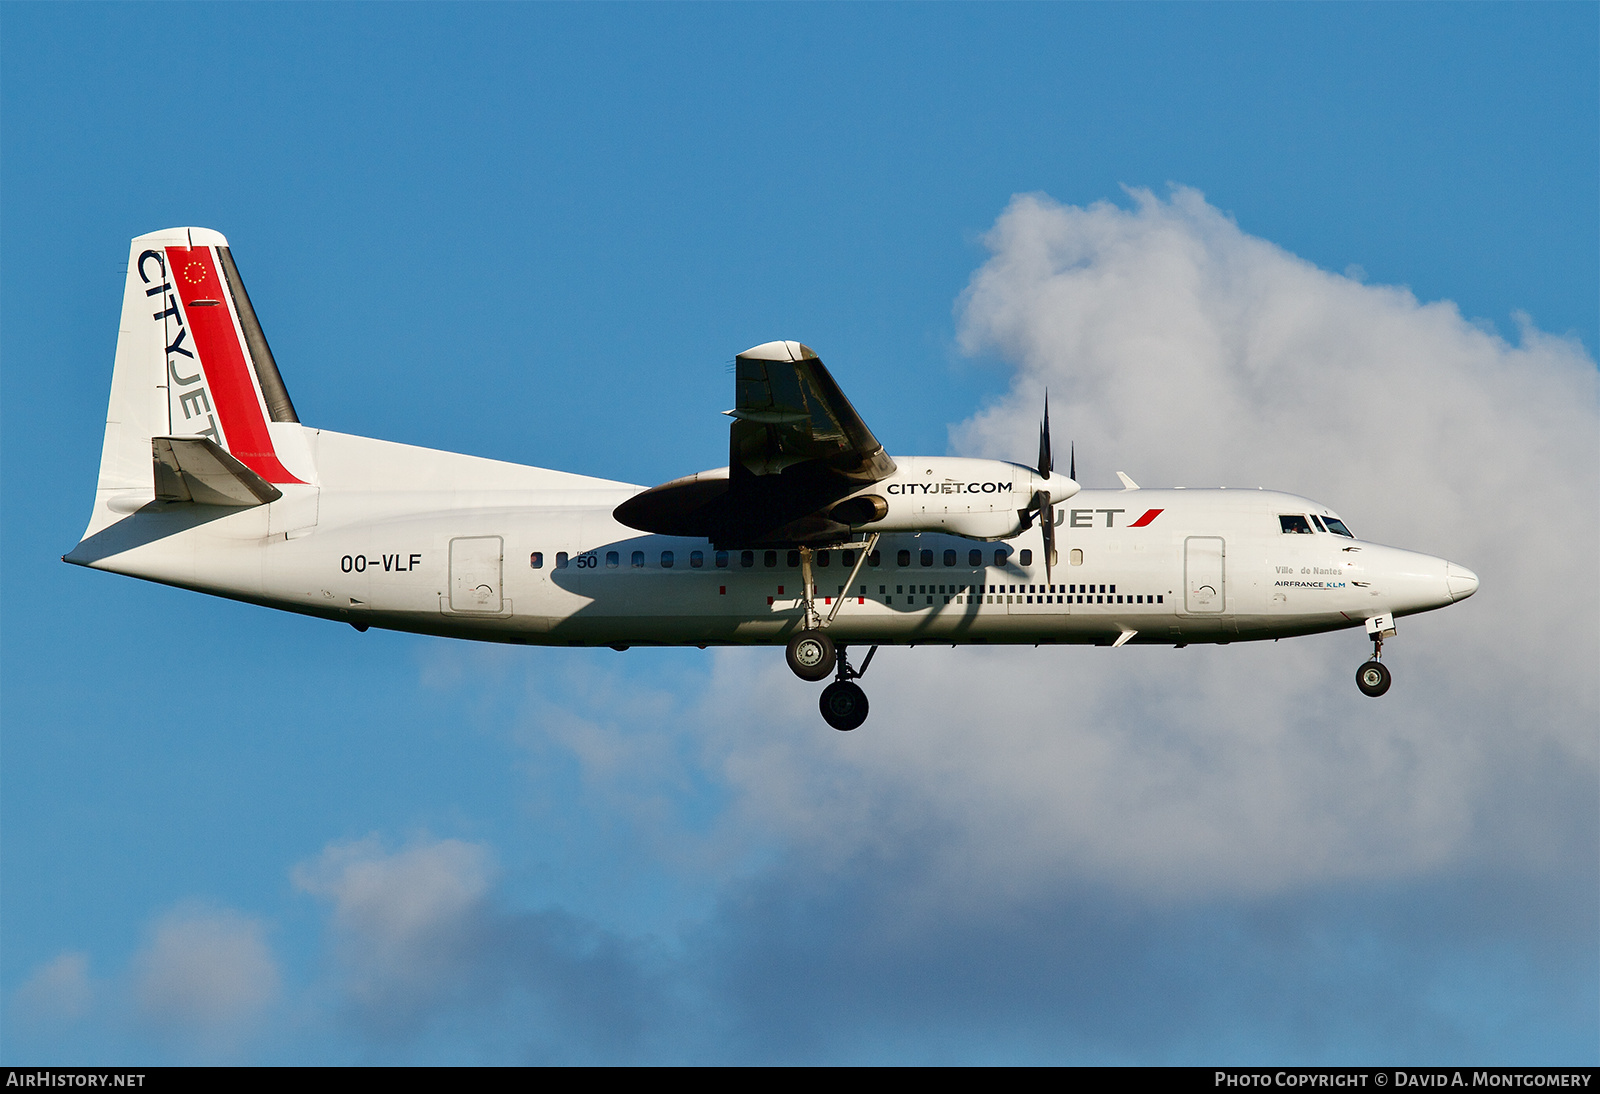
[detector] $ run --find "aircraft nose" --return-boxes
[1446,562,1479,602]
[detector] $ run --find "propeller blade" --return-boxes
[1038,393,1053,478]
[1039,494,1055,586]
[1070,442,1076,482]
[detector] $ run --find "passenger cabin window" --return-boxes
[1019,549,1033,567]
[631,551,645,568]
[1279,515,1314,534]
[715,550,729,568]
[817,551,831,567]
[1323,517,1354,538]
[556,552,570,569]
[530,552,544,569]
[968,549,982,567]
[943,549,957,566]
[994,548,1010,566]
[920,549,934,567]
[1070,548,1083,566]
[765,551,778,568]
[605,551,619,568]
[897,550,911,566]
[786,550,800,567]
[868,551,881,566]
[841,550,855,567]
[690,550,704,568]
[741,550,754,568]
[660,551,674,568]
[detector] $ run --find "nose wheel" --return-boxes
[1357,614,1396,697]
[817,644,878,731]
[1356,659,1392,697]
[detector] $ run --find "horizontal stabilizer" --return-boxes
[153,436,283,506]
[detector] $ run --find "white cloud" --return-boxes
[131,905,279,1048]
[454,188,1593,1059]
[674,188,1597,903]
[292,833,667,1055]
[12,951,93,1027]
[293,835,495,1022]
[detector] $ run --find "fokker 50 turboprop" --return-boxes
[67,228,1479,730]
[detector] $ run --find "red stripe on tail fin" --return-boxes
[167,246,304,484]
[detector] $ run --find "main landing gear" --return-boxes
[785,629,836,681]
[780,536,881,730]
[820,644,876,731]
[785,630,878,731]
[1357,613,1396,698]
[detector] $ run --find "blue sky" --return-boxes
[3,3,1595,1064]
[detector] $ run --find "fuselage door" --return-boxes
[1185,536,1225,613]
[450,535,503,613]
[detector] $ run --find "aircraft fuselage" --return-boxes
[70,429,1474,651]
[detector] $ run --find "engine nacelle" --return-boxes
[833,457,1078,541]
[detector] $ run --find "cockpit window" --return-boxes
[1279,514,1313,534]
[1323,517,1354,538]
[1309,514,1327,532]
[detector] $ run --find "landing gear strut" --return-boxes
[819,644,876,731]
[784,546,837,682]
[1357,613,1395,697]
[780,537,881,728]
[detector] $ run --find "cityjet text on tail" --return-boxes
[66,228,1479,730]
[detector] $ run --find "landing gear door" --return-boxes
[449,536,503,613]
[1184,536,1225,613]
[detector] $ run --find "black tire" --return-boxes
[1356,660,1392,697]
[819,680,869,731]
[786,630,836,682]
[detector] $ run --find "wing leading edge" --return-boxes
[615,341,896,546]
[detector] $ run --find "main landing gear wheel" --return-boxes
[786,630,836,682]
[820,680,869,731]
[1356,660,1392,697]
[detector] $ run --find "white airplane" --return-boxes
[67,228,1479,730]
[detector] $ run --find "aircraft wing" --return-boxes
[615,341,896,546]
[727,341,895,484]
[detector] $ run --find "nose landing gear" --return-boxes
[1357,613,1396,697]
[819,644,877,731]
[1356,659,1392,697]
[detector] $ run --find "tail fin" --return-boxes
[95,227,313,496]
